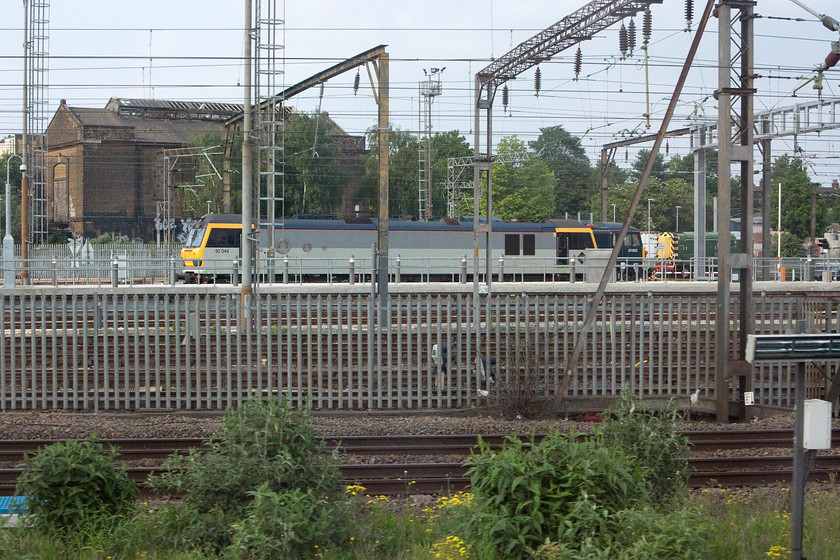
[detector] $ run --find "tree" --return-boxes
[667,150,722,231]
[431,130,472,216]
[769,155,826,240]
[175,132,227,218]
[360,127,419,218]
[593,176,693,232]
[488,136,555,222]
[771,231,806,258]
[530,125,591,217]
[282,111,346,216]
[628,149,671,183]
[587,159,628,221]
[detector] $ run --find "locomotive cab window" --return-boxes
[593,231,613,248]
[505,234,520,255]
[624,232,642,247]
[207,228,240,248]
[185,227,207,248]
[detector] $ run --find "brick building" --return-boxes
[45,98,243,240]
[45,98,367,241]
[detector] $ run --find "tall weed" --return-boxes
[596,394,690,505]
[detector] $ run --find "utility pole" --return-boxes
[376,52,390,326]
[21,0,29,285]
[241,0,254,307]
[715,0,755,423]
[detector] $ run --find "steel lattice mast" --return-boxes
[254,0,285,282]
[26,0,49,245]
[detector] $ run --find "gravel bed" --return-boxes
[0,407,832,442]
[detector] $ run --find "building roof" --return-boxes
[105,98,244,120]
[52,99,237,146]
[49,98,357,149]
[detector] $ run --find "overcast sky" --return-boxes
[1,0,838,184]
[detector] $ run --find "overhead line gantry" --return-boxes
[471,0,664,288]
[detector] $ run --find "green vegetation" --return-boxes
[596,394,690,505]
[2,396,839,559]
[164,116,830,229]
[147,398,345,555]
[14,437,137,535]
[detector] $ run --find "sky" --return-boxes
[1,0,839,186]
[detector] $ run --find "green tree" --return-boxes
[360,127,419,218]
[587,157,628,221]
[771,231,806,258]
[0,154,22,242]
[770,154,826,240]
[594,176,693,232]
[529,125,591,217]
[176,131,242,219]
[489,136,555,222]
[629,148,671,183]
[283,111,346,216]
[431,130,472,217]
[667,150,723,231]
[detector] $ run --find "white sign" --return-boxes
[744,391,755,406]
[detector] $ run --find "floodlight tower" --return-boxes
[418,68,443,221]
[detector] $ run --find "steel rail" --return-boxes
[1,430,835,464]
[1,454,839,496]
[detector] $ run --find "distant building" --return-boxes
[45,98,244,240]
[730,216,763,255]
[45,98,365,241]
[0,134,22,157]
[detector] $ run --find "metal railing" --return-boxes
[0,284,834,412]
[2,243,840,287]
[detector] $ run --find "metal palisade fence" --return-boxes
[0,283,837,412]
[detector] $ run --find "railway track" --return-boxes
[0,430,837,496]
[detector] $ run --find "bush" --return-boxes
[224,483,354,560]
[465,431,648,559]
[15,437,137,534]
[596,394,690,505]
[530,506,709,560]
[148,398,343,552]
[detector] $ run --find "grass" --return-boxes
[690,484,840,560]
[1,486,838,559]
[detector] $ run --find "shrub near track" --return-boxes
[465,396,704,560]
[596,394,690,505]
[15,437,137,535]
[147,398,349,557]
